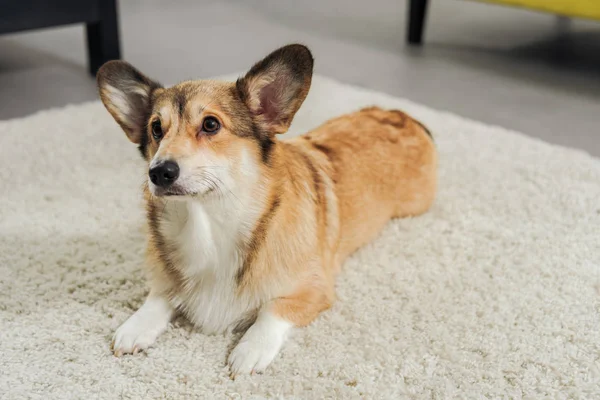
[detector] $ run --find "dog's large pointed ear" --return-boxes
[236,44,314,135]
[96,61,162,144]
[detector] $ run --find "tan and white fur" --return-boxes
[96,44,437,375]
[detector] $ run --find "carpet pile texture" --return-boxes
[1,76,599,399]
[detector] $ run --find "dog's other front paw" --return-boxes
[112,315,163,356]
[228,334,282,375]
[111,295,174,357]
[228,311,292,375]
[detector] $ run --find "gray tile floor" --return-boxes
[1,0,599,155]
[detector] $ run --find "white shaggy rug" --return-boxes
[1,75,599,399]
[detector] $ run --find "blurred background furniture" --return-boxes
[0,0,120,75]
[408,0,600,44]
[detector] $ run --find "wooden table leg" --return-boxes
[86,0,121,76]
[407,0,429,45]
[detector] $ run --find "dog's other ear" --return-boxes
[236,44,314,135]
[96,61,162,144]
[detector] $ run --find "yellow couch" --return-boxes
[476,0,600,21]
[407,0,600,44]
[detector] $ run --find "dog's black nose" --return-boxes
[149,161,180,187]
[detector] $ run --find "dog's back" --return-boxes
[300,106,437,264]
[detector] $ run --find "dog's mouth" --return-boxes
[151,184,215,198]
[156,186,190,197]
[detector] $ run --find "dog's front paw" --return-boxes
[228,312,292,375]
[111,296,173,357]
[228,333,282,375]
[111,314,163,356]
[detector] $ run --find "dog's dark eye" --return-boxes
[202,117,220,134]
[151,120,163,141]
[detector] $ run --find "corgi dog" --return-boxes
[96,44,437,375]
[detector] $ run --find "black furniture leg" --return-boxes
[86,0,121,76]
[407,0,429,45]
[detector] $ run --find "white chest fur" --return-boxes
[159,198,261,334]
